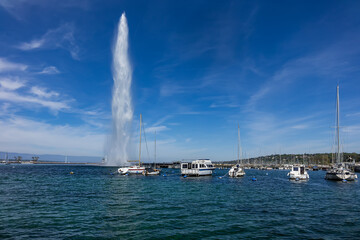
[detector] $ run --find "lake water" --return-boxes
[0,165,359,239]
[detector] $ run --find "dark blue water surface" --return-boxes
[1,165,359,239]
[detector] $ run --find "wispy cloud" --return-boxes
[0,58,27,72]
[38,66,60,74]
[0,78,69,112]
[0,77,25,90]
[0,116,104,156]
[146,125,169,133]
[245,37,360,111]
[0,0,90,20]
[160,83,189,97]
[16,23,80,60]
[0,89,69,112]
[30,86,59,98]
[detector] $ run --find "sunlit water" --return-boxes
[0,165,359,239]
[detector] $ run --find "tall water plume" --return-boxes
[107,13,133,166]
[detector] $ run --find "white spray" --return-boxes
[107,12,133,166]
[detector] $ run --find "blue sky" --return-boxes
[0,0,360,162]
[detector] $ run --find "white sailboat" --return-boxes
[325,85,357,181]
[118,114,146,175]
[229,124,245,177]
[143,131,161,176]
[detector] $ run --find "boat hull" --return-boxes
[288,173,309,180]
[181,169,213,176]
[228,167,245,177]
[118,166,145,175]
[325,171,357,181]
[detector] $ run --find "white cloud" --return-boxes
[146,125,169,133]
[30,86,59,98]
[0,89,68,112]
[290,124,308,130]
[16,23,80,60]
[38,66,60,74]
[18,39,45,50]
[0,58,27,72]
[0,77,25,90]
[0,116,105,156]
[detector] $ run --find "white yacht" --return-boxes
[325,163,357,181]
[229,164,245,177]
[229,124,245,177]
[325,85,357,181]
[287,164,309,180]
[118,165,145,175]
[118,114,146,175]
[181,159,215,176]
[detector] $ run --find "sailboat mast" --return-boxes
[336,85,340,163]
[139,114,142,166]
[155,131,157,163]
[238,123,242,164]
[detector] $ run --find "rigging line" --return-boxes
[142,121,151,162]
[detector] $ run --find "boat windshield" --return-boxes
[293,167,299,171]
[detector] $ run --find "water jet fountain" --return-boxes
[106,12,133,166]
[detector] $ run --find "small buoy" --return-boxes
[125,173,129,176]
[163,174,167,177]
[70,171,74,175]
[183,175,187,178]
[252,177,257,181]
[266,173,268,176]
[342,179,347,183]
[295,177,300,181]
[219,176,222,179]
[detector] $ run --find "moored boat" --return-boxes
[325,85,357,181]
[287,164,309,180]
[181,159,215,176]
[229,124,245,177]
[118,114,146,175]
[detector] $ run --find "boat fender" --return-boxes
[125,173,129,176]
[295,177,300,181]
[342,179,347,183]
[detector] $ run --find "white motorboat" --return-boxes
[181,159,215,176]
[287,164,309,180]
[325,85,357,181]
[229,124,245,177]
